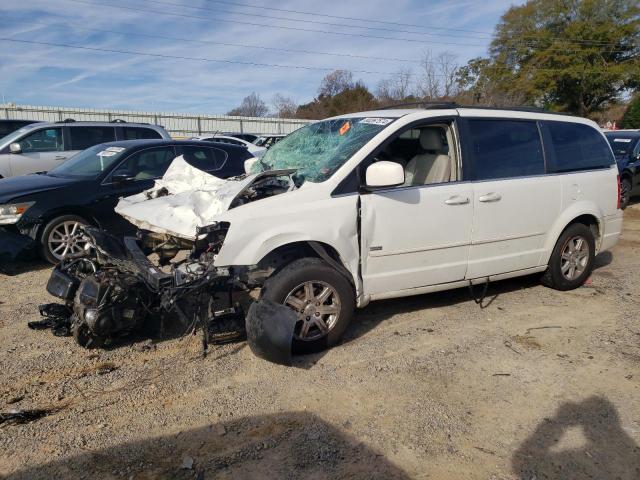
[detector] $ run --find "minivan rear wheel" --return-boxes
[261,257,355,354]
[541,223,595,291]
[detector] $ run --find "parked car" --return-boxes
[254,134,286,149]
[0,121,170,178]
[49,105,622,360]
[605,130,640,209]
[0,119,42,138]
[191,135,267,158]
[0,139,251,263]
[222,132,259,143]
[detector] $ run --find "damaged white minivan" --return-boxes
[43,105,623,363]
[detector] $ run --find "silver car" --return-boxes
[0,121,171,178]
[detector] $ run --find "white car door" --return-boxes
[359,121,472,297]
[10,126,68,176]
[464,118,560,279]
[361,184,473,296]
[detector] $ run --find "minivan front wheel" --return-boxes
[541,223,595,291]
[261,257,355,354]
[40,215,90,264]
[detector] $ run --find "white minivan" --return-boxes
[84,106,625,355]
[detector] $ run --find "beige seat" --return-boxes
[404,129,451,186]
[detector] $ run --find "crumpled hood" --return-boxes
[115,156,293,239]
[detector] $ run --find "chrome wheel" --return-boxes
[47,220,87,261]
[284,280,341,341]
[560,235,589,281]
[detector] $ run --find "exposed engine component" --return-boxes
[41,226,245,351]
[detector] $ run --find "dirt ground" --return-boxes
[1,207,639,480]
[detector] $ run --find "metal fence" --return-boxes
[0,104,312,137]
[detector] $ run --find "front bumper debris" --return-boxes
[37,226,296,364]
[0,227,36,262]
[245,300,298,366]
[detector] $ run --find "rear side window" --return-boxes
[181,146,227,171]
[468,119,544,180]
[123,127,162,140]
[546,122,613,172]
[69,126,116,150]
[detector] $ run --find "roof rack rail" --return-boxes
[379,101,460,110]
[56,118,76,123]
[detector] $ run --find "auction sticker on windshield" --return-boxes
[358,118,394,126]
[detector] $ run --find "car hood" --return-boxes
[115,156,298,239]
[0,173,80,203]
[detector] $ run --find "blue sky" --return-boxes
[0,0,523,114]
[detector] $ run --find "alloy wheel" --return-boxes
[284,280,341,341]
[47,221,88,261]
[560,235,590,281]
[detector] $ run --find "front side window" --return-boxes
[548,122,613,172]
[468,120,544,180]
[255,117,394,183]
[123,127,162,140]
[69,126,116,150]
[18,128,64,153]
[114,147,177,180]
[181,146,226,171]
[49,144,128,178]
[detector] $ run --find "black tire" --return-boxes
[40,214,89,264]
[541,223,595,291]
[620,177,632,210]
[261,257,355,354]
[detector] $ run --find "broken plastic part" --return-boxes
[245,299,298,366]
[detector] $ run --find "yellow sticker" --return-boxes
[339,121,351,136]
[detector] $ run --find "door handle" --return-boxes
[54,156,67,160]
[444,195,470,205]
[478,192,502,203]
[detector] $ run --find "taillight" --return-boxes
[617,174,621,210]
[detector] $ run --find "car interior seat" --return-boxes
[404,128,451,186]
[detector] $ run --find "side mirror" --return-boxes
[365,161,405,189]
[111,171,134,184]
[9,143,22,154]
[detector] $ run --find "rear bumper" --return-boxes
[600,211,624,252]
[0,226,37,261]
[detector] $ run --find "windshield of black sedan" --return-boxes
[49,144,128,178]
[254,117,394,182]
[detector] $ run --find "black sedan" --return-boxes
[0,139,252,263]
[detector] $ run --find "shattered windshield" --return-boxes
[254,117,394,182]
[49,144,128,178]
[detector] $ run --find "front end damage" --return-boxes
[38,161,303,364]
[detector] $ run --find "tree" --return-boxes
[482,0,640,116]
[298,81,377,119]
[271,94,298,118]
[621,95,640,128]
[318,70,354,97]
[376,68,414,104]
[416,51,460,99]
[227,92,268,117]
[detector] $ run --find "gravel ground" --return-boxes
[1,206,639,479]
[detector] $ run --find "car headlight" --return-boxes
[0,202,35,225]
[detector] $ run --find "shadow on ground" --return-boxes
[512,396,640,480]
[0,258,51,276]
[8,411,410,480]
